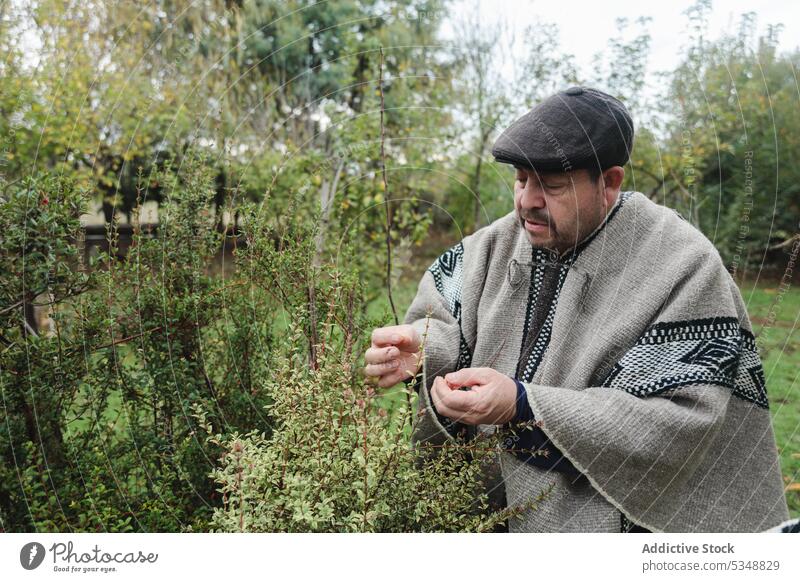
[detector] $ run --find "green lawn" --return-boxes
[369,257,800,520]
[741,280,800,518]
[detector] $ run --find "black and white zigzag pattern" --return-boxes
[765,517,800,533]
[737,328,769,407]
[601,317,769,408]
[429,242,464,315]
[427,242,474,437]
[517,248,572,382]
[428,241,473,371]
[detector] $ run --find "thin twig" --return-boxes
[371,311,433,500]
[377,45,411,422]
[414,441,551,456]
[768,233,800,251]
[474,481,556,533]
[378,46,399,326]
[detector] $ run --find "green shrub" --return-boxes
[207,323,511,532]
[1,156,525,532]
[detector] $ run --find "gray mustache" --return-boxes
[520,212,552,224]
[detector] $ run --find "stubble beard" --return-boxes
[520,185,607,255]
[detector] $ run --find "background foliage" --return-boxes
[0,0,797,531]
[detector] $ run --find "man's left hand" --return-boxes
[430,367,518,426]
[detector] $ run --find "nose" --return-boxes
[518,177,546,211]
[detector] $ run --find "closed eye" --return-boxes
[543,182,568,191]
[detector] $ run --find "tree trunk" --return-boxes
[312,159,345,268]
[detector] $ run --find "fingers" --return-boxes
[371,325,418,350]
[365,327,420,389]
[375,368,409,389]
[430,376,482,424]
[363,345,399,380]
[440,385,481,411]
[363,345,416,386]
[363,359,400,378]
[371,326,405,347]
[430,377,457,418]
[444,367,494,388]
[364,345,399,365]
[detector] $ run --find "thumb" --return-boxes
[394,331,419,351]
[444,367,491,388]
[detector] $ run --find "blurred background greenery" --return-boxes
[0,0,797,530]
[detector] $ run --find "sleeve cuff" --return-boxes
[513,378,535,423]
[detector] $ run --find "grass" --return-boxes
[741,279,800,518]
[368,248,800,521]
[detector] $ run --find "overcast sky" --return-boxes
[440,0,799,103]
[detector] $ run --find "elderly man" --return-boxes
[364,87,790,533]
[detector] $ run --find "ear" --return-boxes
[601,166,625,203]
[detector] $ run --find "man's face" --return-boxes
[513,167,611,254]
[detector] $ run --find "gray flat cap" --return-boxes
[491,86,634,173]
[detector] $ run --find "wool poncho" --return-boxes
[404,190,790,533]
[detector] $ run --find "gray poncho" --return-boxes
[404,190,790,532]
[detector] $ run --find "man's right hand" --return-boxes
[363,324,422,388]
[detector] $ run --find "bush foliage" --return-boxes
[2,0,798,532]
[0,157,520,532]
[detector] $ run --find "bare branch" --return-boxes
[378,46,399,327]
